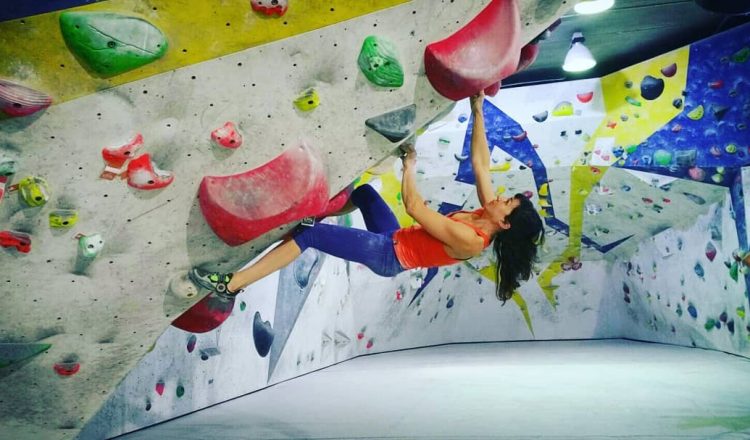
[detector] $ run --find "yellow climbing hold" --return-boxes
[538,198,551,208]
[490,163,512,172]
[538,183,549,196]
[294,87,320,111]
[687,105,704,120]
[495,185,506,195]
[552,101,574,117]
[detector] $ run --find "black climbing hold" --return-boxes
[364,104,416,142]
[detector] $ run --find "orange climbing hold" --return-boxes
[198,143,330,246]
[424,0,521,101]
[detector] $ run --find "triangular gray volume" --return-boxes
[267,249,325,381]
[365,103,417,142]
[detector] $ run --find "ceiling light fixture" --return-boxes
[562,32,596,73]
[574,0,615,15]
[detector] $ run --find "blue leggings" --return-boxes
[292,184,405,277]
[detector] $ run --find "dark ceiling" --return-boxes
[505,0,750,87]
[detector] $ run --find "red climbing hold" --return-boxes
[516,43,540,73]
[102,133,143,169]
[172,293,234,334]
[126,153,174,190]
[211,122,243,149]
[0,79,52,117]
[708,80,724,89]
[250,0,288,17]
[53,362,80,377]
[576,92,594,103]
[483,81,501,97]
[199,143,329,246]
[318,185,353,219]
[0,230,31,253]
[424,0,521,101]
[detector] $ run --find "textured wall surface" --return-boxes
[0,1,572,439]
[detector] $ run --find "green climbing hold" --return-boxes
[17,176,50,207]
[294,88,320,111]
[78,233,104,259]
[240,301,246,311]
[687,105,704,120]
[357,36,404,88]
[737,306,746,319]
[59,12,168,77]
[704,318,716,331]
[625,96,642,107]
[726,143,738,154]
[653,149,672,166]
[0,157,17,176]
[625,144,639,154]
[49,209,79,228]
[176,384,185,398]
[731,47,749,63]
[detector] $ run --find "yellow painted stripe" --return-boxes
[0,0,407,104]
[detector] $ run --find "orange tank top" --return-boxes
[392,208,491,269]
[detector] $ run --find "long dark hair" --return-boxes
[492,193,544,304]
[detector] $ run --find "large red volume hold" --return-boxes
[424,0,521,101]
[199,143,330,246]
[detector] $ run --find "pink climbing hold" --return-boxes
[705,242,717,262]
[102,133,144,169]
[660,63,677,78]
[424,0,521,101]
[198,143,329,246]
[126,153,174,190]
[155,381,165,396]
[250,0,288,17]
[576,92,594,103]
[211,122,243,149]
[0,79,52,117]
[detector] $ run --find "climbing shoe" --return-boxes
[189,268,236,295]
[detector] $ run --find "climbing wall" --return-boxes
[82,21,750,439]
[0,0,573,439]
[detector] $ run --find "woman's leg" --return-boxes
[227,238,301,292]
[289,222,403,277]
[350,184,400,233]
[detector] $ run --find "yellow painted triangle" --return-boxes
[0,0,407,104]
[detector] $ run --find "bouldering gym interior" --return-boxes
[2,0,750,439]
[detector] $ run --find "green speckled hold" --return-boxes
[653,149,672,166]
[357,36,404,88]
[59,12,168,77]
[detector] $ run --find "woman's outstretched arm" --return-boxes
[470,91,495,207]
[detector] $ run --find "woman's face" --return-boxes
[485,195,521,228]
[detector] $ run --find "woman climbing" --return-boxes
[190,91,545,303]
